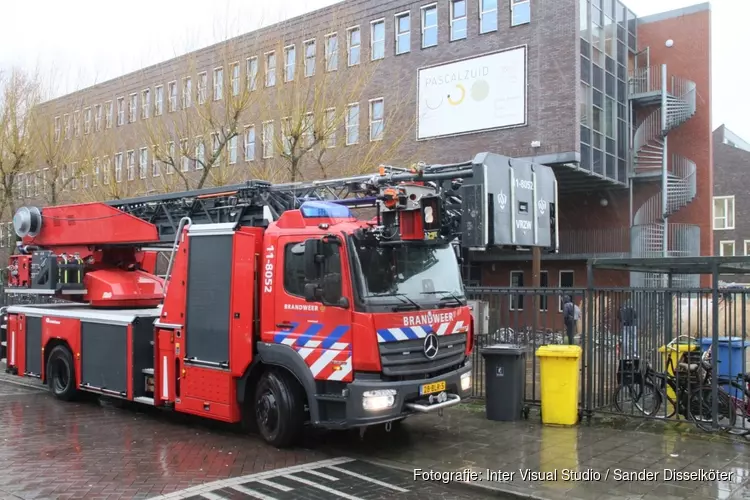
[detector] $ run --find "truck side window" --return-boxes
[283,240,342,298]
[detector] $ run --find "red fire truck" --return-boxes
[2,152,557,447]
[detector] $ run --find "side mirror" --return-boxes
[303,282,320,302]
[304,239,323,281]
[321,273,348,308]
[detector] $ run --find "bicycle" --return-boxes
[700,349,750,424]
[613,337,736,432]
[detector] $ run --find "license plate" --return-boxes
[420,381,446,395]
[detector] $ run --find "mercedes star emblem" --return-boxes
[423,333,439,359]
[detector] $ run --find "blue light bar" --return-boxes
[299,201,354,218]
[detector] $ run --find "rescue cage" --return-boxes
[465,256,750,434]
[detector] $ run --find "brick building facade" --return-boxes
[4,0,714,296]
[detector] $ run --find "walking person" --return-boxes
[618,299,638,360]
[562,295,577,345]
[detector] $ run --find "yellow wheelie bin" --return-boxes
[657,336,700,402]
[536,345,582,425]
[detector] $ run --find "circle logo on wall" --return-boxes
[471,80,490,102]
[447,84,466,106]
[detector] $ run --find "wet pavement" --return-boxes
[0,371,502,500]
[311,402,750,500]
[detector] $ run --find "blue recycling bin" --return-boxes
[700,337,750,398]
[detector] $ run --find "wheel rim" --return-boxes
[51,357,70,393]
[256,389,279,437]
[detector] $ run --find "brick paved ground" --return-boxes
[311,403,750,500]
[0,372,503,500]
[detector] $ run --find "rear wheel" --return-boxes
[255,369,305,448]
[46,345,78,401]
[688,386,736,432]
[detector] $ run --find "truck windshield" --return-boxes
[350,239,465,307]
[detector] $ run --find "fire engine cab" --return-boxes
[2,152,558,447]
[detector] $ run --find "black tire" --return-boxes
[46,345,78,401]
[254,369,305,448]
[688,386,737,432]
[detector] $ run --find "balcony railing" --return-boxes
[558,228,631,256]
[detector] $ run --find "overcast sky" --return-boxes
[1,0,746,140]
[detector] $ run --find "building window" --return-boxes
[347,27,361,66]
[54,116,61,142]
[29,169,36,194]
[166,142,175,174]
[228,135,238,164]
[244,125,255,161]
[83,107,91,134]
[155,86,164,115]
[74,110,81,136]
[63,113,70,138]
[262,121,274,158]
[115,153,123,183]
[129,93,137,122]
[151,146,160,176]
[265,52,276,87]
[371,20,385,60]
[213,67,223,100]
[558,270,574,312]
[421,5,438,48]
[510,271,524,310]
[450,0,468,40]
[325,33,338,71]
[141,89,150,119]
[281,117,292,155]
[116,98,125,126]
[345,103,359,145]
[539,270,549,311]
[212,133,221,165]
[395,12,411,54]
[197,72,207,104]
[180,139,190,172]
[713,196,735,230]
[127,150,135,181]
[195,138,205,169]
[744,240,750,256]
[304,40,316,77]
[511,0,531,26]
[480,0,498,33]
[168,82,178,112]
[302,113,314,148]
[139,147,148,179]
[284,45,296,82]
[95,105,102,132]
[369,98,384,141]
[230,62,240,96]
[103,156,111,184]
[181,77,192,108]
[247,57,258,90]
[93,158,100,186]
[325,108,336,148]
[720,240,736,257]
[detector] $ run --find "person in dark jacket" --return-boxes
[617,300,638,360]
[562,295,576,345]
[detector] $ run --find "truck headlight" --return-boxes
[362,389,397,411]
[460,372,472,392]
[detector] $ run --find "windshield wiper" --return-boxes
[422,290,466,306]
[393,293,422,311]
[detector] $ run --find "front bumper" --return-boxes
[335,359,473,428]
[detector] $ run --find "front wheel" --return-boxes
[254,369,305,448]
[46,345,78,401]
[688,386,736,432]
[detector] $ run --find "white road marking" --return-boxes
[231,484,278,500]
[255,479,293,492]
[326,464,410,492]
[284,473,365,500]
[304,468,340,481]
[200,493,229,500]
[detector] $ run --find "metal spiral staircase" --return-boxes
[629,63,699,288]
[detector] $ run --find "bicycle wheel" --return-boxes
[613,383,641,414]
[613,382,661,416]
[687,386,737,432]
[634,382,661,417]
[651,375,677,419]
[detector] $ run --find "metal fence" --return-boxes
[467,286,750,435]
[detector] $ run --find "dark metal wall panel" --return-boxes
[25,317,42,375]
[185,234,233,365]
[131,317,156,397]
[81,322,128,394]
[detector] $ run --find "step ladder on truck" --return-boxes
[2,152,558,447]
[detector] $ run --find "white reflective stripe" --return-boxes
[451,321,465,334]
[325,465,410,492]
[305,469,340,481]
[388,328,408,341]
[436,323,450,335]
[309,349,340,377]
[256,479,292,492]
[296,348,315,360]
[376,332,386,343]
[330,342,349,350]
[281,338,296,346]
[305,340,321,348]
[231,484,278,500]
[327,356,352,381]
[411,326,428,338]
[283,474,365,500]
[161,355,168,400]
[10,331,15,365]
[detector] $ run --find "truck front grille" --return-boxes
[378,333,467,379]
